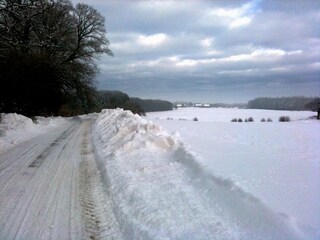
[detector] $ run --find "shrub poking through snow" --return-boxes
[231,118,244,122]
[279,116,290,122]
[267,118,273,122]
[248,117,254,122]
[245,119,248,122]
[261,118,266,122]
[193,117,198,121]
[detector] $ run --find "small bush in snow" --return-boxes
[193,117,198,121]
[279,116,290,122]
[248,117,254,122]
[231,118,237,122]
[238,118,243,122]
[244,118,248,122]
[267,118,273,122]
[261,118,266,122]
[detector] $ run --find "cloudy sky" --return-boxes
[73,0,319,103]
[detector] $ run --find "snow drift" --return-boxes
[0,113,68,154]
[93,109,304,240]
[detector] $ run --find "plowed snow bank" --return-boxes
[93,109,304,240]
[0,113,68,153]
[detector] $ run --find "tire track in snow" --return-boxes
[79,120,122,240]
[0,120,83,239]
[0,118,122,239]
[28,123,75,168]
[0,121,79,240]
[0,122,74,196]
[0,122,75,234]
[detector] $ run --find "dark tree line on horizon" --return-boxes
[97,90,146,116]
[130,97,173,112]
[0,0,112,116]
[247,96,320,113]
[96,90,173,115]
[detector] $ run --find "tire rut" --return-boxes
[28,123,76,168]
[79,121,122,240]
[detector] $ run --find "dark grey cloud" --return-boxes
[73,0,320,103]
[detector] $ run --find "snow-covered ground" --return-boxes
[1,109,319,239]
[0,113,68,154]
[146,107,320,239]
[146,107,314,122]
[93,108,317,239]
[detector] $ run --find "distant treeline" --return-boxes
[96,90,173,115]
[96,90,145,115]
[210,103,246,108]
[130,98,173,112]
[246,97,319,111]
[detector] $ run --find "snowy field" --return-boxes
[146,107,320,239]
[93,108,318,240]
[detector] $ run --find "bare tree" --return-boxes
[0,0,112,116]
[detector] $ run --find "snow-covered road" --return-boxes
[0,119,121,240]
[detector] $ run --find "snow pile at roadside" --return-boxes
[93,108,304,240]
[0,113,68,153]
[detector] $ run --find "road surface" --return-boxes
[0,119,122,240]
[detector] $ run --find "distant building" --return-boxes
[173,102,194,108]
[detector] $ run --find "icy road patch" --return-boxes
[93,109,304,240]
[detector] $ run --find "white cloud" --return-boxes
[206,50,221,56]
[136,1,194,15]
[171,48,302,70]
[130,56,181,69]
[168,56,179,62]
[287,50,303,55]
[175,48,286,68]
[310,62,320,70]
[209,1,258,29]
[176,59,199,67]
[127,47,305,73]
[270,66,292,72]
[137,33,168,47]
[211,8,243,18]
[223,48,286,62]
[200,38,214,48]
[229,16,252,28]
[218,69,256,75]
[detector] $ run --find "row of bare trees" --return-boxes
[0,0,112,116]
